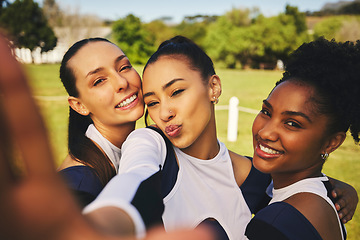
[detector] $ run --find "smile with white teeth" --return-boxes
[117,94,137,108]
[259,144,282,155]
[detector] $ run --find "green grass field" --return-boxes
[25,64,360,239]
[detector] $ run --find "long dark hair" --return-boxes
[59,38,116,186]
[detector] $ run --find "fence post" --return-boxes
[227,96,239,142]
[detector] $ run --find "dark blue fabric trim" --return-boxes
[240,157,272,214]
[130,169,164,230]
[245,202,322,240]
[147,126,179,198]
[59,165,103,207]
[198,218,229,240]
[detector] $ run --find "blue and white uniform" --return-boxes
[84,127,271,239]
[245,176,347,240]
[59,124,121,207]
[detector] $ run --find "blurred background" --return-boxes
[0,0,359,239]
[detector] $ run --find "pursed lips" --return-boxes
[165,124,182,137]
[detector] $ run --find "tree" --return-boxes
[313,15,360,42]
[204,8,255,68]
[42,0,62,27]
[112,14,155,64]
[0,0,57,62]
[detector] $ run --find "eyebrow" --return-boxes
[86,55,126,78]
[263,99,312,123]
[114,55,127,64]
[143,78,184,99]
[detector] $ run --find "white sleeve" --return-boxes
[83,128,167,239]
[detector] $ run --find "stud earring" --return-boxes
[321,152,329,160]
[212,96,219,105]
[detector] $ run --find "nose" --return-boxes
[256,119,279,142]
[111,73,129,92]
[159,103,175,122]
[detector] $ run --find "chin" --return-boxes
[252,157,272,174]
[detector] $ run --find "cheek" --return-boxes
[252,115,263,137]
[128,71,141,88]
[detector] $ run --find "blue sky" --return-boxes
[43,0,344,23]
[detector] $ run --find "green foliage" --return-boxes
[112,14,155,64]
[0,0,57,54]
[313,15,360,42]
[204,6,308,69]
[144,20,175,48]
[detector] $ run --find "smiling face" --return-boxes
[68,41,144,128]
[143,56,219,157]
[252,80,332,187]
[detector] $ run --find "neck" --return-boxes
[272,163,323,189]
[181,114,219,160]
[93,121,136,149]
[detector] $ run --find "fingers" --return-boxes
[0,35,56,177]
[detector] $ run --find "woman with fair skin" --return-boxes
[245,38,359,239]
[57,38,144,207]
[84,36,357,239]
[0,34,213,240]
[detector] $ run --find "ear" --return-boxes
[322,132,346,155]
[208,75,222,103]
[68,96,89,116]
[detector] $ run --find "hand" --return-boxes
[0,34,213,240]
[329,177,359,223]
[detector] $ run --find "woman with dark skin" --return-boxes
[245,38,359,239]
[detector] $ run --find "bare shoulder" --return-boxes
[57,154,84,171]
[285,192,342,240]
[228,150,252,187]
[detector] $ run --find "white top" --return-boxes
[163,142,252,240]
[85,124,121,172]
[84,128,253,239]
[270,175,345,240]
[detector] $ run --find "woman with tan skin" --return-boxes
[57,38,144,207]
[0,34,214,240]
[84,36,358,239]
[245,38,359,239]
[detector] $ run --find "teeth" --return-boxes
[259,144,281,154]
[117,94,137,108]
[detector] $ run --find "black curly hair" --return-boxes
[276,37,360,144]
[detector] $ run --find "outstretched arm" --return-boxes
[0,34,213,240]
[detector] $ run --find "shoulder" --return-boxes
[246,201,322,240]
[228,150,252,186]
[285,192,342,240]
[124,127,166,147]
[59,165,101,188]
[57,154,84,171]
[120,126,169,171]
